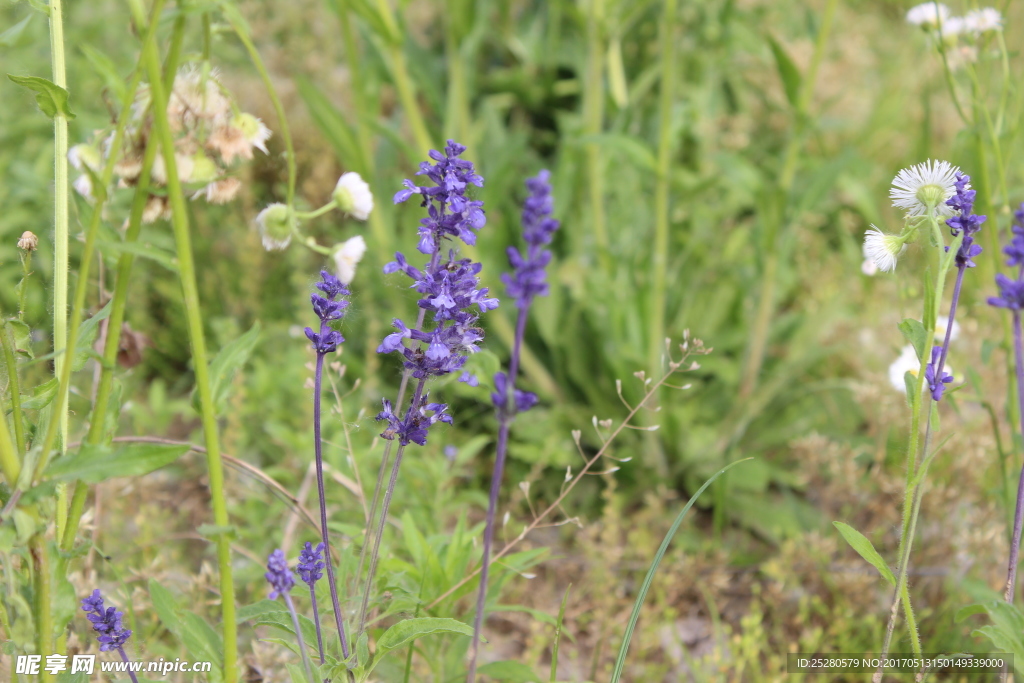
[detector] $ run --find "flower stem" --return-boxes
[48,0,70,544]
[467,307,528,683]
[133,4,237,677]
[117,647,140,683]
[313,351,350,658]
[582,0,609,271]
[1003,311,1024,604]
[296,201,338,220]
[284,593,316,683]
[32,535,54,683]
[309,584,325,664]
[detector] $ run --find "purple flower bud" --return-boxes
[265,549,295,599]
[297,542,325,587]
[923,345,953,401]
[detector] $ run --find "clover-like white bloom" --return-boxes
[333,235,367,284]
[255,203,294,251]
[890,159,961,217]
[906,2,950,28]
[863,226,906,273]
[888,344,953,393]
[964,8,1002,34]
[333,172,374,221]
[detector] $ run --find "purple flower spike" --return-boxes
[81,589,132,652]
[924,345,953,401]
[265,549,295,599]
[944,173,986,269]
[502,170,561,310]
[297,541,325,587]
[376,396,452,446]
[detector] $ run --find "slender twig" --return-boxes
[0,319,26,457]
[116,647,140,683]
[1002,311,1024,603]
[283,593,315,683]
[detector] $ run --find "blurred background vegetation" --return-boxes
[3,0,1024,679]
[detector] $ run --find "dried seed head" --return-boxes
[18,231,38,251]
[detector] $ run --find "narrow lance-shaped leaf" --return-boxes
[833,521,896,586]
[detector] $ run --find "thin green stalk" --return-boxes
[32,535,54,683]
[1,320,27,456]
[133,2,237,678]
[738,0,837,398]
[18,249,33,320]
[582,0,609,271]
[443,0,470,145]
[0,394,19,485]
[226,18,297,207]
[296,201,338,220]
[49,0,70,542]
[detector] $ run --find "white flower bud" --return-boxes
[333,172,374,221]
[18,231,38,251]
[255,203,296,251]
[332,235,367,284]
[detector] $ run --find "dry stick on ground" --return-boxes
[425,341,708,612]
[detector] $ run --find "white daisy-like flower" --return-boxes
[964,8,1002,34]
[168,66,231,128]
[861,239,879,275]
[934,315,960,343]
[863,226,906,273]
[888,344,953,393]
[333,235,367,284]
[333,172,374,221]
[890,159,961,217]
[234,113,272,154]
[255,203,295,251]
[937,15,969,40]
[906,2,950,28]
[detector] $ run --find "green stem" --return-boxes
[18,250,33,320]
[32,535,54,683]
[374,0,433,155]
[443,0,470,145]
[1,320,27,457]
[49,0,69,542]
[132,2,237,679]
[227,19,297,208]
[582,0,609,270]
[296,200,337,220]
[0,392,19,485]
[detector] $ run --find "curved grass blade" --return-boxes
[609,458,752,683]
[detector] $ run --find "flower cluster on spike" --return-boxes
[924,345,953,401]
[297,542,325,588]
[376,141,497,445]
[989,205,1024,310]
[81,590,132,652]
[945,173,985,268]
[265,549,295,599]
[305,271,350,355]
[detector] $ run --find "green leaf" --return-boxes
[7,74,76,119]
[477,661,542,682]
[237,599,285,623]
[955,603,989,623]
[73,300,113,372]
[832,521,895,586]
[367,618,474,674]
[16,378,58,412]
[766,34,801,108]
[898,318,928,360]
[904,372,918,409]
[606,36,628,108]
[0,15,33,48]
[46,442,189,483]
[297,78,364,174]
[251,610,320,655]
[551,584,571,681]
[191,322,261,417]
[6,319,32,358]
[179,611,224,669]
[79,44,126,103]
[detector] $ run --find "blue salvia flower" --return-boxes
[989,205,1024,310]
[923,345,953,402]
[376,140,497,446]
[468,170,561,683]
[297,541,325,587]
[304,270,349,354]
[265,549,295,599]
[264,549,315,680]
[81,589,132,652]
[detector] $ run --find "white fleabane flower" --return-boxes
[234,113,272,154]
[888,344,953,393]
[861,238,879,275]
[863,226,906,273]
[937,15,968,41]
[333,172,374,221]
[255,203,295,251]
[890,159,961,217]
[964,8,1002,34]
[906,2,950,28]
[333,235,367,284]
